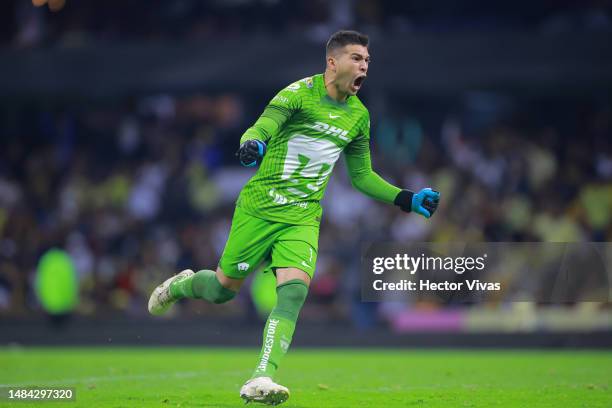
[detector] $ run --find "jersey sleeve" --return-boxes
[344,112,401,204]
[239,81,304,145]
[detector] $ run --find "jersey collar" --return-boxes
[317,73,351,106]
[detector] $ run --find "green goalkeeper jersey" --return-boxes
[237,73,400,226]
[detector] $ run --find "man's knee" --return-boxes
[276,267,311,287]
[215,266,244,292]
[275,279,309,320]
[278,280,308,304]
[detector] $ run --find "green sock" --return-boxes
[169,269,236,304]
[252,279,308,379]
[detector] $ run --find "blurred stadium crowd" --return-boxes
[2,0,611,48]
[1,90,610,322]
[0,0,610,330]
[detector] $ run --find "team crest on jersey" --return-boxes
[301,77,313,88]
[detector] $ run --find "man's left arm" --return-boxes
[344,115,440,218]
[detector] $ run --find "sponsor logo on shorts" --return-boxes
[238,262,250,272]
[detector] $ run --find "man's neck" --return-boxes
[323,71,348,103]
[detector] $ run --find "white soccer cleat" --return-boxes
[147,269,194,316]
[240,377,290,406]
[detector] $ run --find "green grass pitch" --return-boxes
[0,348,610,407]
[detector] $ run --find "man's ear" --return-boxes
[327,56,336,72]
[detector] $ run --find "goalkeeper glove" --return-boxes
[236,139,266,167]
[394,188,440,218]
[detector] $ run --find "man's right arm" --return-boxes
[237,84,303,166]
[239,85,303,145]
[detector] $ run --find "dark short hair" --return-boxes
[326,30,369,55]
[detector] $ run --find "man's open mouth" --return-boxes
[353,75,366,89]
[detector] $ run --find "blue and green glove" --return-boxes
[236,139,266,167]
[394,188,440,218]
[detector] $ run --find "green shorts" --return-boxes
[219,206,319,279]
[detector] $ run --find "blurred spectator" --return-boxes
[1,1,610,328]
[0,90,610,321]
[3,0,611,48]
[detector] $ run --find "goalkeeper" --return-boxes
[148,30,440,406]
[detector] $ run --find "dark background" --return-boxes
[0,0,611,346]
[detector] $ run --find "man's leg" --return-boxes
[251,268,310,379]
[240,268,310,405]
[148,267,242,315]
[247,225,318,382]
[169,267,243,303]
[149,206,276,316]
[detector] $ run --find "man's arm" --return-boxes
[239,105,291,145]
[345,115,440,218]
[344,135,401,203]
[237,85,303,166]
